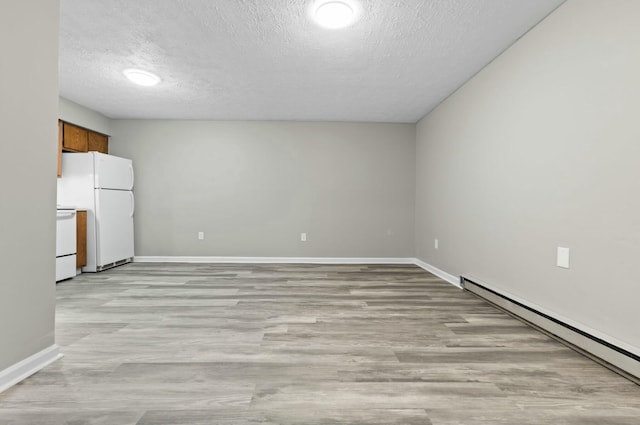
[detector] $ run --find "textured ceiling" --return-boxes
[59,0,566,123]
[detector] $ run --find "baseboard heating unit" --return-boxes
[461,277,640,384]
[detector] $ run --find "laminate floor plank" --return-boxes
[0,263,637,424]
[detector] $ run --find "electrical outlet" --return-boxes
[198,231,205,240]
[300,233,307,242]
[434,239,439,249]
[557,247,570,268]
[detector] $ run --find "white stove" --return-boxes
[56,207,77,281]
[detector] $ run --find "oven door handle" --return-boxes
[56,211,76,218]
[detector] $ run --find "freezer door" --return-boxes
[95,189,134,267]
[93,152,134,190]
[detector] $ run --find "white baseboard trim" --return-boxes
[134,256,416,265]
[413,259,461,288]
[134,256,463,288]
[0,345,63,394]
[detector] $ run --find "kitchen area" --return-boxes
[56,118,134,281]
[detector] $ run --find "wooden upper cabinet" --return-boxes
[60,121,109,154]
[62,122,88,152]
[88,131,108,154]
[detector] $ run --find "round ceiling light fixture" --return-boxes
[123,69,161,87]
[314,1,356,29]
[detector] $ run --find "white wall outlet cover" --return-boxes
[300,233,307,242]
[557,247,570,269]
[198,232,204,240]
[434,239,439,249]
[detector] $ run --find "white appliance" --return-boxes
[58,152,134,272]
[56,207,77,281]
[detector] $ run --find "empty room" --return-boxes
[1,0,639,424]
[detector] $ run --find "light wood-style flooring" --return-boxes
[1,263,638,424]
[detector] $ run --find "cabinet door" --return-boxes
[62,122,88,152]
[88,131,108,154]
[76,210,87,268]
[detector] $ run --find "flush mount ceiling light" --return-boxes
[123,69,161,87]
[314,1,356,29]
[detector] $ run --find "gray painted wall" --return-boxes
[0,1,59,370]
[415,0,640,354]
[110,120,415,258]
[59,97,111,136]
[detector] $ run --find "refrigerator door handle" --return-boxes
[130,192,135,217]
[129,165,135,189]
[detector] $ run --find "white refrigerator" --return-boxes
[58,152,135,272]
